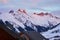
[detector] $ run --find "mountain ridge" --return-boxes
[0,9,60,40]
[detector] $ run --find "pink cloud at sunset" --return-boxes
[0,0,8,4]
[0,0,60,12]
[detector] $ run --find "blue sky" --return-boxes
[0,0,60,12]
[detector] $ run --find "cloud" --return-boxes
[0,0,60,12]
[0,0,8,4]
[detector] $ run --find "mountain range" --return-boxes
[0,9,60,40]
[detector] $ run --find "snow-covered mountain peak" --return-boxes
[17,9,27,14]
[0,9,60,27]
[7,9,60,27]
[31,12,60,26]
[33,12,57,18]
[0,9,60,40]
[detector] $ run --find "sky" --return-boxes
[0,0,60,12]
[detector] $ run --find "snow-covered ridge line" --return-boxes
[0,9,60,26]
